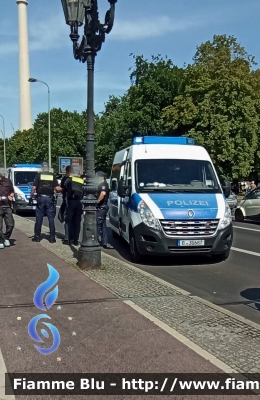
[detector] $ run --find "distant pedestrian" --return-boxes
[0,165,15,249]
[250,181,256,191]
[30,162,62,243]
[95,171,110,249]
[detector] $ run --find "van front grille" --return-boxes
[160,220,219,237]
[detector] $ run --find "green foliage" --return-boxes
[5,35,260,179]
[163,35,260,179]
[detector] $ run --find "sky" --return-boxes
[1,0,260,138]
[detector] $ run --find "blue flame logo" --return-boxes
[28,314,60,355]
[28,264,60,355]
[33,264,59,311]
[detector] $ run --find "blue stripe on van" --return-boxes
[148,193,218,220]
[129,193,142,212]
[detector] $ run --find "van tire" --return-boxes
[212,251,230,262]
[129,229,142,263]
[235,209,244,222]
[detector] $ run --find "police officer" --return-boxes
[96,171,110,249]
[63,166,84,245]
[0,165,15,249]
[30,162,62,243]
[60,166,71,243]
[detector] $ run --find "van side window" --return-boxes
[127,162,131,186]
[111,163,120,191]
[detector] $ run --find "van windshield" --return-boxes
[14,171,38,186]
[135,159,221,193]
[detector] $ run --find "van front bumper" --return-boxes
[14,200,37,211]
[133,223,233,256]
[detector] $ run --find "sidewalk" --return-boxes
[0,217,259,399]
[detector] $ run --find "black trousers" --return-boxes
[35,196,56,239]
[64,200,82,242]
[0,207,15,244]
[96,204,109,246]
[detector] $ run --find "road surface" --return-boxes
[23,197,260,325]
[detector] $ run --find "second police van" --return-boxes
[5,164,41,213]
[109,136,233,263]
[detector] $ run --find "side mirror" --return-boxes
[222,180,231,198]
[111,179,117,192]
[118,179,130,198]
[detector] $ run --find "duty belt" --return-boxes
[0,196,8,206]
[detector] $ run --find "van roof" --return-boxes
[113,144,211,164]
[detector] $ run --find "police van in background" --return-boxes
[5,164,41,214]
[109,136,233,263]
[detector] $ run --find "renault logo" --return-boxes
[188,210,194,218]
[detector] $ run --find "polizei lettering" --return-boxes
[167,200,209,206]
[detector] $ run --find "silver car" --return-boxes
[226,190,237,209]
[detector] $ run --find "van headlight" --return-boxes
[138,201,161,230]
[219,203,232,229]
[15,193,26,201]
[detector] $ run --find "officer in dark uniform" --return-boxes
[60,165,71,243]
[63,166,84,246]
[96,171,110,249]
[30,162,62,243]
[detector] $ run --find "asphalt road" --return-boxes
[23,197,260,325]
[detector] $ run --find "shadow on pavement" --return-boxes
[106,227,221,267]
[240,288,260,311]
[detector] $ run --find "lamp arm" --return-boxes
[101,3,116,34]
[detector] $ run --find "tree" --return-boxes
[163,35,260,179]
[6,108,87,172]
[127,54,185,135]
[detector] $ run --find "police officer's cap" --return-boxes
[96,171,106,178]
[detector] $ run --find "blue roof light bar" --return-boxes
[133,136,195,145]
[12,164,42,168]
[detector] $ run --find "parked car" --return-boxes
[235,188,260,222]
[226,190,237,210]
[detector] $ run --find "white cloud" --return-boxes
[110,16,201,41]
[29,14,70,52]
[0,13,201,56]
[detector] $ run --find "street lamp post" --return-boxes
[28,78,51,168]
[61,0,118,270]
[0,115,6,169]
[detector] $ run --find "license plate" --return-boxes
[178,240,205,246]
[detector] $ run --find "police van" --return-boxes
[5,164,41,213]
[109,136,233,263]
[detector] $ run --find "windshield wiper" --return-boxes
[140,188,182,193]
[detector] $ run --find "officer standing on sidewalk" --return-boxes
[30,162,62,243]
[0,165,15,249]
[63,166,84,245]
[96,171,110,249]
[60,165,71,243]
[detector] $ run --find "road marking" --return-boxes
[231,247,260,257]
[233,225,260,233]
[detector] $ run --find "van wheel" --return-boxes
[129,230,142,263]
[212,251,230,262]
[235,209,244,222]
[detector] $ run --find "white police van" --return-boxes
[109,136,233,263]
[5,164,41,213]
